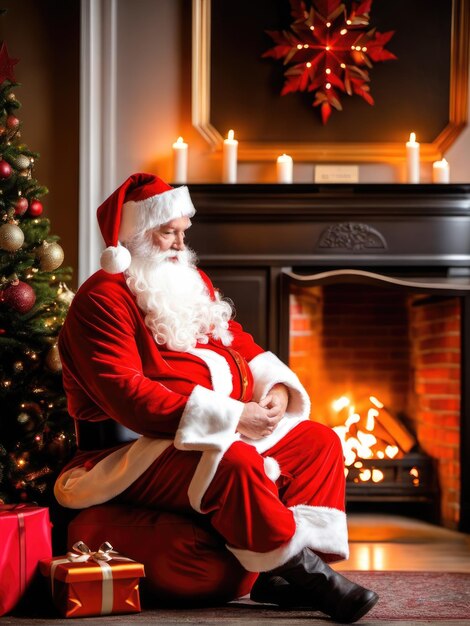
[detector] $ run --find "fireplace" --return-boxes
[286,271,465,526]
[187,183,470,531]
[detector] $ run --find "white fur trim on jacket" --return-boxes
[174,385,243,452]
[227,505,349,572]
[188,348,233,397]
[54,437,172,509]
[249,351,311,420]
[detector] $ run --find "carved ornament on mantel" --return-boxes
[317,222,387,252]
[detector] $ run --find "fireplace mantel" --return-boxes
[188,183,470,272]
[187,183,470,351]
[188,183,470,219]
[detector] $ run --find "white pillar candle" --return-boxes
[276,153,293,183]
[172,136,188,183]
[432,158,450,183]
[406,132,420,183]
[222,129,238,183]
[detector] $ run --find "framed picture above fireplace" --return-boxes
[192,0,470,163]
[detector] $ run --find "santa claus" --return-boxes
[54,173,378,622]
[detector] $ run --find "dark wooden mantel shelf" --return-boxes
[187,183,470,220]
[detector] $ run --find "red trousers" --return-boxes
[116,421,346,561]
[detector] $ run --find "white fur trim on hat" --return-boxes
[119,185,196,243]
[100,244,132,274]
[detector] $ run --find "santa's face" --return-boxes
[150,216,191,261]
[124,217,233,352]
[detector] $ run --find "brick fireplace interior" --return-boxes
[289,279,461,529]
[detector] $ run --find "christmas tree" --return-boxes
[0,37,75,505]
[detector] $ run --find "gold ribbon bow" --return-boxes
[66,540,115,563]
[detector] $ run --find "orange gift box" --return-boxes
[39,541,145,618]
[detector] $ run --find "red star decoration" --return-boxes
[0,41,19,85]
[263,0,397,124]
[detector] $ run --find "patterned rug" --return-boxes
[329,571,470,621]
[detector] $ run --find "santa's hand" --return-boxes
[237,402,279,440]
[259,383,289,423]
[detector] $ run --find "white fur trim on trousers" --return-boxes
[227,505,349,572]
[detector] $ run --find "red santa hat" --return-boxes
[97,173,196,274]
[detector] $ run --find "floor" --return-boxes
[336,512,470,574]
[4,513,470,625]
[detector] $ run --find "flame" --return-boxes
[345,413,360,427]
[332,396,350,412]
[372,469,384,483]
[366,408,378,431]
[332,394,406,483]
[410,466,420,486]
[369,396,384,409]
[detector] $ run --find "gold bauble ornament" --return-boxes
[12,155,31,170]
[0,223,24,251]
[45,344,62,372]
[36,241,64,271]
[57,282,75,305]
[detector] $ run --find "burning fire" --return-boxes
[332,395,418,485]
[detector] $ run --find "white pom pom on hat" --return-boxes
[100,244,132,274]
[97,173,196,274]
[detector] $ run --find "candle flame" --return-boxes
[227,129,235,140]
[409,132,416,142]
[177,136,184,144]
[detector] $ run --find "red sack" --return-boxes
[68,505,257,606]
[0,505,52,616]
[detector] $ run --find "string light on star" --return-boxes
[262,0,397,123]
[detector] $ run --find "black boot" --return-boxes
[250,548,378,623]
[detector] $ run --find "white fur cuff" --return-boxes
[174,385,243,452]
[227,505,349,572]
[249,352,311,420]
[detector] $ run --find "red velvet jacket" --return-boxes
[59,269,264,442]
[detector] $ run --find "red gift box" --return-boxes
[0,504,52,617]
[40,541,145,618]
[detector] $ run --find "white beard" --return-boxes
[125,241,234,352]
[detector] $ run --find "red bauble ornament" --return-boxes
[1,281,36,314]
[14,197,29,216]
[6,114,19,129]
[28,199,43,217]
[0,159,12,178]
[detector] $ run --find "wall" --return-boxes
[0,0,80,286]
[113,0,470,185]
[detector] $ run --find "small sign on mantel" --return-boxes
[315,165,359,183]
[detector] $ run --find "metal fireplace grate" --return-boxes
[346,451,438,503]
